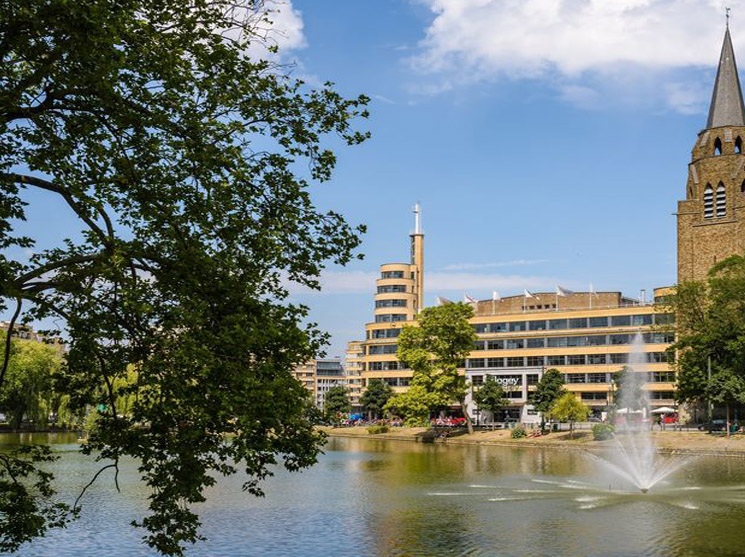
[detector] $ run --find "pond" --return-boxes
[4,434,745,556]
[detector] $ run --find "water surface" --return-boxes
[4,434,745,556]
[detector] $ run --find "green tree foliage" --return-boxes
[612,365,647,411]
[359,378,393,420]
[0,1,369,554]
[0,339,61,429]
[549,393,590,438]
[667,255,745,433]
[323,386,350,423]
[472,376,507,422]
[387,303,476,433]
[530,368,566,429]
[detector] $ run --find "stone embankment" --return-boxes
[321,426,745,458]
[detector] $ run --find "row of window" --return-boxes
[472,314,671,334]
[377,285,407,293]
[368,344,398,355]
[473,332,674,351]
[564,371,675,384]
[370,328,401,339]
[367,361,410,371]
[381,271,405,279]
[375,299,407,308]
[375,314,407,323]
[470,372,675,387]
[466,352,670,369]
[381,377,411,387]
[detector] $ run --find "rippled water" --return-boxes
[4,433,745,556]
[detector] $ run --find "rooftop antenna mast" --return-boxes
[727,6,731,28]
[413,202,421,234]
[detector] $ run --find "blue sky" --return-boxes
[283,0,734,357]
[7,0,739,359]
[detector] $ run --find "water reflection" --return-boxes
[4,435,745,556]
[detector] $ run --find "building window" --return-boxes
[507,357,524,367]
[505,390,523,399]
[527,338,545,348]
[506,339,524,349]
[487,340,504,350]
[548,337,568,348]
[375,314,407,323]
[490,322,508,333]
[381,271,404,279]
[372,328,401,339]
[611,315,631,327]
[527,356,544,367]
[651,371,675,382]
[581,392,607,400]
[509,321,527,332]
[368,344,398,355]
[549,319,569,330]
[569,318,588,329]
[741,179,745,193]
[587,372,607,383]
[631,314,653,326]
[650,391,675,400]
[715,137,723,155]
[716,182,727,217]
[471,375,484,386]
[610,353,628,364]
[610,334,629,345]
[704,184,714,218]
[375,299,407,308]
[587,354,607,365]
[566,373,586,384]
[547,355,565,366]
[647,352,669,363]
[527,374,539,385]
[473,341,486,351]
[468,358,485,369]
[473,324,488,334]
[736,136,743,154]
[567,355,586,366]
[529,320,547,331]
[589,316,608,328]
[377,285,407,293]
[486,358,504,368]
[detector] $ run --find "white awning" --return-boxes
[650,406,676,414]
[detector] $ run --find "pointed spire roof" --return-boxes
[707,27,745,128]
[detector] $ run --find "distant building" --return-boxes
[291,360,316,399]
[357,207,675,424]
[0,321,64,349]
[345,341,364,411]
[314,359,345,409]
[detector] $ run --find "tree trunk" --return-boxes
[727,403,731,438]
[460,399,474,435]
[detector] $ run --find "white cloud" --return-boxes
[221,0,306,60]
[410,0,730,111]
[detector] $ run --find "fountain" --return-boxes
[586,332,689,493]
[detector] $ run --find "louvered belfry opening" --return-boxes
[716,183,727,217]
[704,184,714,218]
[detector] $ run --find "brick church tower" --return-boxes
[678,26,745,283]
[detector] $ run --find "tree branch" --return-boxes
[0,297,22,392]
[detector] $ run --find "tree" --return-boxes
[0,1,369,554]
[0,339,60,429]
[384,384,439,427]
[472,376,507,425]
[389,303,477,433]
[612,365,647,412]
[530,368,566,430]
[323,386,350,423]
[360,379,393,420]
[667,256,745,433]
[549,393,590,439]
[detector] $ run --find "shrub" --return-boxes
[592,423,615,441]
[367,425,390,435]
[511,424,527,439]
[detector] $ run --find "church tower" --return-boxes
[678,26,745,283]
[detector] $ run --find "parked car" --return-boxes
[698,419,727,431]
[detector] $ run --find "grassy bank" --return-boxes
[321,426,745,457]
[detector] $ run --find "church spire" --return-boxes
[707,26,745,128]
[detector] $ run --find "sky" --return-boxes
[280,0,736,358]
[7,0,742,359]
